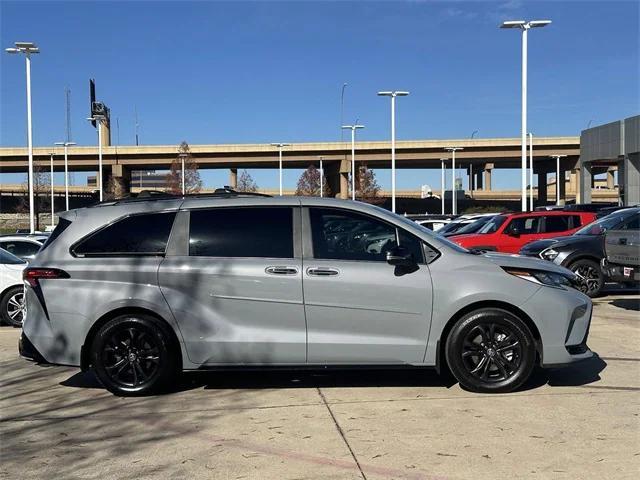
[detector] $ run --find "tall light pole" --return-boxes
[340,83,348,141]
[87,115,106,201]
[318,156,324,197]
[49,152,55,227]
[501,19,551,211]
[378,91,409,213]
[178,152,188,195]
[440,158,447,214]
[271,143,290,196]
[445,147,463,215]
[341,125,364,200]
[54,141,76,211]
[550,155,567,205]
[529,132,534,211]
[6,42,39,233]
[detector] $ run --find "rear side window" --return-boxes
[189,207,293,258]
[0,240,41,258]
[40,218,72,251]
[73,212,176,257]
[543,215,571,233]
[621,214,640,231]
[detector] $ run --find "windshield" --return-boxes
[0,248,26,265]
[454,215,496,235]
[437,220,465,235]
[575,211,627,236]
[477,215,508,234]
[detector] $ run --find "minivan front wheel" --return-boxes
[91,314,179,396]
[445,308,536,393]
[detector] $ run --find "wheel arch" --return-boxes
[437,300,543,372]
[81,306,183,371]
[563,253,602,269]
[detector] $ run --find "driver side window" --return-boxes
[309,208,423,263]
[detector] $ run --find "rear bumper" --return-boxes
[18,332,48,364]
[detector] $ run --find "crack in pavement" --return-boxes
[316,387,367,480]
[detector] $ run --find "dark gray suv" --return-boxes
[20,192,594,395]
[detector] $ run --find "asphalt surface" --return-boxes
[1,291,639,480]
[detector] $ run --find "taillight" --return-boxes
[23,268,70,287]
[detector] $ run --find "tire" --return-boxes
[0,286,25,328]
[568,259,604,297]
[91,314,180,396]
[445,308,536,393]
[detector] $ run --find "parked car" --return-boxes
[0,248,27,327]
[437,213,500,237]
[596,204,639,218]
[601,215,640,286]
[563,203,617,213]
[520,208,640,296]
[20,193,594,396]
[0,236,45,261]
[442,214,502,238]
[406,214,456,231]
[452,211,597,254]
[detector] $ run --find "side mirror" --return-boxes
[386,246,415,267]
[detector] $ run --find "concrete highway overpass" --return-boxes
[0,136,605,203]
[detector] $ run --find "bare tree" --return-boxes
[237,169,258,192]
[165,141,202,194]
[295,165,332,197]
[355,164,381,202]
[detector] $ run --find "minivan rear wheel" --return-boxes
[445,308,536,393]
[91,314,179,396]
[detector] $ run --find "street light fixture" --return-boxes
[87,114,106,201]
[501,19,551,211]
[271,143,290,196]
[377,91,409,213]
[550,155,567,205]
[445,147,463,215]
[341,125,365,201]
[6,41,39,233]
[54,141,76,211]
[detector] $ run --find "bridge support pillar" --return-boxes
[482,163,493,191]
[537,173,548,204]
[229,168,238,189]
[619,153,639,206]
[606,167,616,189]
[475,170,483,190]
[108,164,131,199]
[577,161,592,204]
[324,162,349,199]
[558,169,567,205]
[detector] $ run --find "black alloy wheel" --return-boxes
[569,259,604,297]
[1,286,25,327]
[446,308,536,393]
[91,314,179,396]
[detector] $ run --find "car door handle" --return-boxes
[307,267,340,276]
[265,266,299,275]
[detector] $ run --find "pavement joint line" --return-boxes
[316,387,368,480]
[576,385,640,392]
[599,356,640,362]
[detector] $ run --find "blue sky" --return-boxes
[1,0,638,190]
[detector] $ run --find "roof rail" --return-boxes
[89,187,272,207]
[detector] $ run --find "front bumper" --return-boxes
[601,259,640,283]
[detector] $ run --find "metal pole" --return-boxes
[520,27,528,212]
[470,162,474,196]
[452,150,457,215]
[556,155,560,205]
[529,132,534,211]
[319,157,324,198]
[181,158,185,195]
[64,144,69,211]
[279,147,283,196]
[351,128,356,201]
[391,95,396,213]
[340,83,347,141]
[50,153,54,227]
[25,52,35,233]
[441,159,445,215]
[98,122,103,201]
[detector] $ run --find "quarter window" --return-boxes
[543,215,571,233]
[73,212,176,256]
[189,207,293,258]
[310,208,423,262]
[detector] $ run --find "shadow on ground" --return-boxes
[610,298,640,311]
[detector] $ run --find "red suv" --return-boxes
[451,211,597,253]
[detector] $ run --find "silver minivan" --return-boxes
[20,192,594,395]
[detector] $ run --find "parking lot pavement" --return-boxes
[1,294,638,480]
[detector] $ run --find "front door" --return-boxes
[499,216,542,253]
[303,207,433,364]
[158,206,306,365]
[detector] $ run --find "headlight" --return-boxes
[540,248,559,261]
[503,267,572,289]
